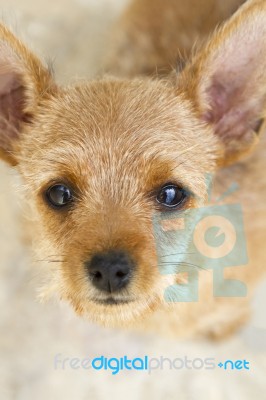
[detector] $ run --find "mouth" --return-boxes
[87,294,159,326]
[93,297,135,306]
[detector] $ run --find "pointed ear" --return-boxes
[0,24,56,165]
[178,0,266,165]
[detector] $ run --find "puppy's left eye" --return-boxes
[156,184,186,208]
[46,184,73,208]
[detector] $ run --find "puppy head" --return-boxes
[14,79,217,325]
[0,0,265,326]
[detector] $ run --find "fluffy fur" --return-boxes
[0,0,265,338]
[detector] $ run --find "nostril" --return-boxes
[116,270,127,278]
[92,271,102,280]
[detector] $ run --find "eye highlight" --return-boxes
[45,184,73,208]
[156,183,187,209]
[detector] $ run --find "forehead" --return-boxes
[20,79,217,190]
[41,79,195,150]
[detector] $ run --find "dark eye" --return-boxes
[46,184,73,208]
[156,184,186,208]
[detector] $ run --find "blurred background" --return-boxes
[0,0,265,399]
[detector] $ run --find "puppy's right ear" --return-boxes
[0,24,56,165]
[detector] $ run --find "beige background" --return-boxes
[0,1,266,399]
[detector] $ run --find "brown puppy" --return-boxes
[0,0,265,339]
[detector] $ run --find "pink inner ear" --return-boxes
[203,80,229,123]
[0,39,30,148]
[0,71,20,94]
[0,71,26,149]
[199,8,266,144]
[203,73,264,142]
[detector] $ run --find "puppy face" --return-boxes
[17,79,218,325]
[0,0,265,326]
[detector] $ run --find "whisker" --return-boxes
[158,261,209,272]
[169,144,202,172]
[160,252,196,258]
[175,144,201,158]
[34,259,66,263]
[45,254,67,257]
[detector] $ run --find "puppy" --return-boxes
[0,0,265,339]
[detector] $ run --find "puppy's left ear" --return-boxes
[0,24,56,165]
[178,0,266,165]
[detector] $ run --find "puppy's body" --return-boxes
[0,0,265,339]
[105,0,246,77]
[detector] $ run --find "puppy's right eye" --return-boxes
[45,184,73,208]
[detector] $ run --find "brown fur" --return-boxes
[104,0,247,77]
[0,0,265,338]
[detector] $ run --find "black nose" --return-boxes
[86,250,135,293]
